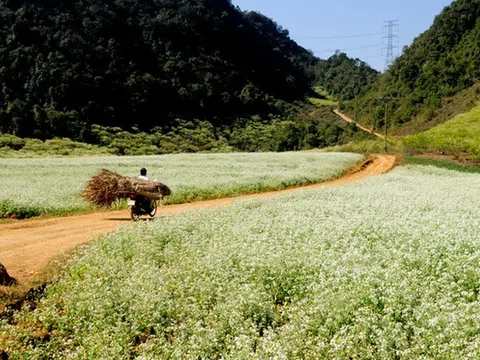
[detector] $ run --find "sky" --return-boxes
[232,0,454,71]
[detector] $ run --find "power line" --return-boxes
[313,44,382,53]
[304,32,383,40]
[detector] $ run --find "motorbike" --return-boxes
[127,193,158,221]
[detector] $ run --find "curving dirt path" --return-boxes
[334,109,385,138]
[0,155,396,284]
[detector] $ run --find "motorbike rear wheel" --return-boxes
[149,200,157,218]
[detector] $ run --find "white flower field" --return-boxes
[3,164,480,359]
[0,152,362,218]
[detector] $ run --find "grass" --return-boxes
[323,137,404,154]
[327,100,480,162]
[3,164,480,358]
[308,97,339,108]
[309,86,339,107]
[312,86,336,101]
[403,104,480,158]
[405,156,480,173]
[0,152,363,219]
[0,246,87,335]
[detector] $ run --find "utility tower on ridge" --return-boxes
[383,20,399,70]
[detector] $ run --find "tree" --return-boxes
[0,0,318,140]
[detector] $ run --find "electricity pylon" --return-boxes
[383,20,399,70]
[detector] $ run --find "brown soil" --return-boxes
[0,154,396,285]
[333,109,385,138]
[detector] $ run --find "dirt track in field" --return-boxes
[333,109,385,138]
[0,154,396,284]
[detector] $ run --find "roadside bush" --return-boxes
[0,134,111,158]
[0,200,42,219]
[0,134,25,150]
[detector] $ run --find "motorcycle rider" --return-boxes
[137,168,153,212]
[138,168,149,181]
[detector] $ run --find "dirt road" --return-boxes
[333,109,385,138]
[0,155,396,284]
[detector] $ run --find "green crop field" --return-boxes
[0,152,362,219]
[3,164,480,359]
[404,104,480,158]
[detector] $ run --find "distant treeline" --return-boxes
[0,107,373,156]
[0,0,318,140]
[315,52,379,101]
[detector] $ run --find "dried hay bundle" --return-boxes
[82,169,171,206]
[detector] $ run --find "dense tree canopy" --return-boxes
[0,0,318,140]
[348,0,480,127]
[315,52,379,101]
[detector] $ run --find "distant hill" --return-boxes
[315,52,379,101]
[0,0,318,140]
[346,0,480,132]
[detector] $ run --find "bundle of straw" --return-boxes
[82,169,171,206]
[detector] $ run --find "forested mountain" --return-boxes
[315,52,379,101]
[347,0,480,129]
[0,0,318,140]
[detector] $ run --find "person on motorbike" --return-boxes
[137,168,153,212]
[138,168,149,181]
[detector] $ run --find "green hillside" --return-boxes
[0,0,317,140]
[346,0,480,131]
[404,104,480,159]
[315,52,379,101]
